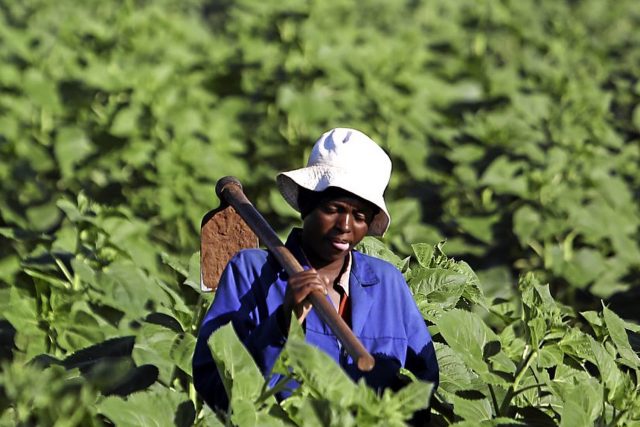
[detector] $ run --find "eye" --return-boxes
[320,203,338,214]
[354,211,368,222]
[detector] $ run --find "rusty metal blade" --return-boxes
[200,205,258,291]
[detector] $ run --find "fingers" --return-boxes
[284,269,328,314]
[288,269,327,302]
[296,302,312,324]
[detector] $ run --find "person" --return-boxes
[192,128,439,414]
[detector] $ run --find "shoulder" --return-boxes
[225,248,278,276]
[231,248,269,265]
[218,248,282,292]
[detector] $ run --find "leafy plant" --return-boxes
[0,194,207,425]
[404,242,640,426]
[208,319,434,426]
[1,0,639,425]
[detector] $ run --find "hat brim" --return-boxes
[277,165,390,236]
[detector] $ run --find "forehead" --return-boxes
[319,195,374,212]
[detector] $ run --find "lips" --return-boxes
[330,239,350,252]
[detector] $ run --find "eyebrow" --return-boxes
[324,199,373,213]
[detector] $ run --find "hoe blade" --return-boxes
[200,205,258,291]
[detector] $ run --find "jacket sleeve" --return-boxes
[405,307,439,387]
[191,252,287,411]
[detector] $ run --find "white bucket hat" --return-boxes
[276,128,392,236]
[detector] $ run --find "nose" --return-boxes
[336,213,352,232]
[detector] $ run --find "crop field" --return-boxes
[0,0,639,425]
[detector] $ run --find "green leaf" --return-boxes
[94,261,168,319]
[436,309,508,384]
[356,236,405,269]
[207,323,266,405]
[0,254,20,283]
[480,156,528,197]
[54,127,93,178]
[452,394,493,422]
[562,248,607,288]
[411,243,434,268]
[537,344,563,368]
[589,337,625,403]
[409,267,467,297]
[283,336,359,401]
[110,106,140,137]
[633,104,640,131]
[391,380,434,416]
[559,399,590,427]
[26,202,62,231]
[433,343,475,393]
[520,276,561,323]
[448,144,485,164]
[169,332,196,375]
[133,324,175,379]
[558,330,594,365]
[185,251,202,292]
[98,385,187,427]
[602,306,640,367]
[230,399,259,426]
[23,69,60,112]
[513,205,540,247]
[56,199,85,223]
[527,317,546,349]
[456,215,500,245]
[0,288,47,359]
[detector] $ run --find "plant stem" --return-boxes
[498,345,538,415]
[488,383,499,416]
[53,254,74,289]
[513,348,538,392]
[511,383,545,398]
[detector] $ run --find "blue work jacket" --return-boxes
[192,229,439,410]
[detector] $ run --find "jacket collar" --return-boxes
[350,251,380,287]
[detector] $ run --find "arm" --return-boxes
[192,252,287,411]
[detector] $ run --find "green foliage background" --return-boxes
[1,0,639,425]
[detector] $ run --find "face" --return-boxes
[300,195,375,267]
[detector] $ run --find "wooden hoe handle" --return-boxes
[216,176,375,372]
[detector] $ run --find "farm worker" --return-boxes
[193,128,439,413]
